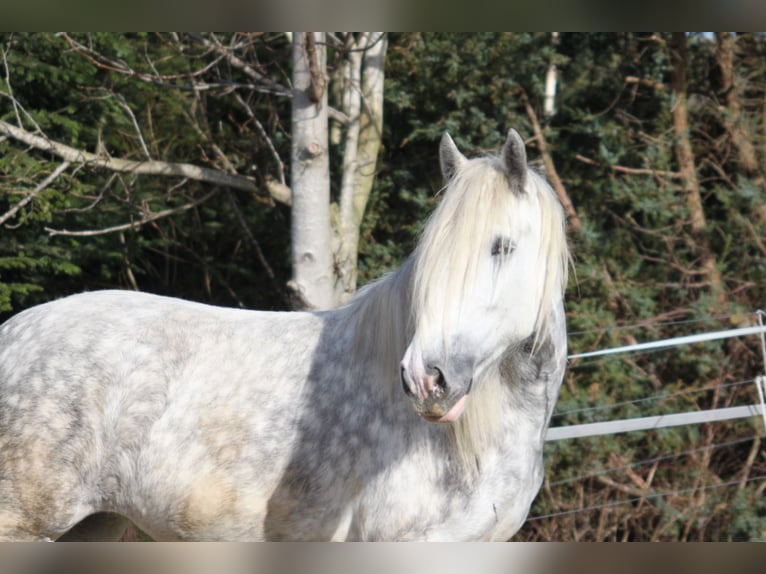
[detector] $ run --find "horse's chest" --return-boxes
[352,451,543,541]
[445,465,543,540]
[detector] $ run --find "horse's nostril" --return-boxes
[435,367,447,390]
[428,365,447,391]
[400,364,414,397]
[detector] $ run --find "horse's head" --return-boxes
[400,129,568,423]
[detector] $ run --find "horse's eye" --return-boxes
[491,236,514,257]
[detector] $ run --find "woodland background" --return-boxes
[0,32,764,541]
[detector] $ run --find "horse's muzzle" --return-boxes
[401,363,472,423]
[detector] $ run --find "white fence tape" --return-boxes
[546,404,764,441]
[549,323,766,441]
[568,325,766,360]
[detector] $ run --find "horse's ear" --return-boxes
[439,132,467,182]
[501,129,527,191]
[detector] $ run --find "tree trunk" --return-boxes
[668,32,724,305]
[714,32,762,178]
[334,33,388,304]
[520,89,582,234]
[288,32,334,310]
[714,32,766,226]
[543,32,559,119]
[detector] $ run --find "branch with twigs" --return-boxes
[58,32,292,98]
[0,160,71,227]
[0,119,291,205]
[178,101,283,286]
[519,87,583,234]
[233,92,291,205]
[42,34,297,206]
[45,188,220,237]
[60,32,350,126]
[575,153,683,180]
[186,33,292,98]
[1,41,44,134]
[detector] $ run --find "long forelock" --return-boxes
[411,157,519,339]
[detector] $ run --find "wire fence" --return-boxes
[524,312,766,537]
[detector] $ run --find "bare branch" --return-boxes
[0,160,71,227]
[0,119,277,200]
[520,88,582,234]
[1,35,22,128]
[112,93,152,160]
[59,33,226,85]
[59,32,290,97]
[596,475,650,498]
[575,153,683,179]
[264,179,291,206]
[304,33,327,103]
[625,76,665,91]
[118,231,140,291]
[327,106,351,125]
[187,33,291,97]
[45,188,219,237]
[225,190,277,282]
[61,173,117,214]
[181,103,238,176]
[183,94,291,207]
[233,92,287,187]
[744,219,766,257]
[1,40,44,134]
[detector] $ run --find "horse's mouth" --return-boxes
[420,393,470,424]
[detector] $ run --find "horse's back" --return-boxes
[0,290,320,540]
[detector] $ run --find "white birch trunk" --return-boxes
[288,32,334,310]
[334,33,388,303]
[543,32,559,119]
